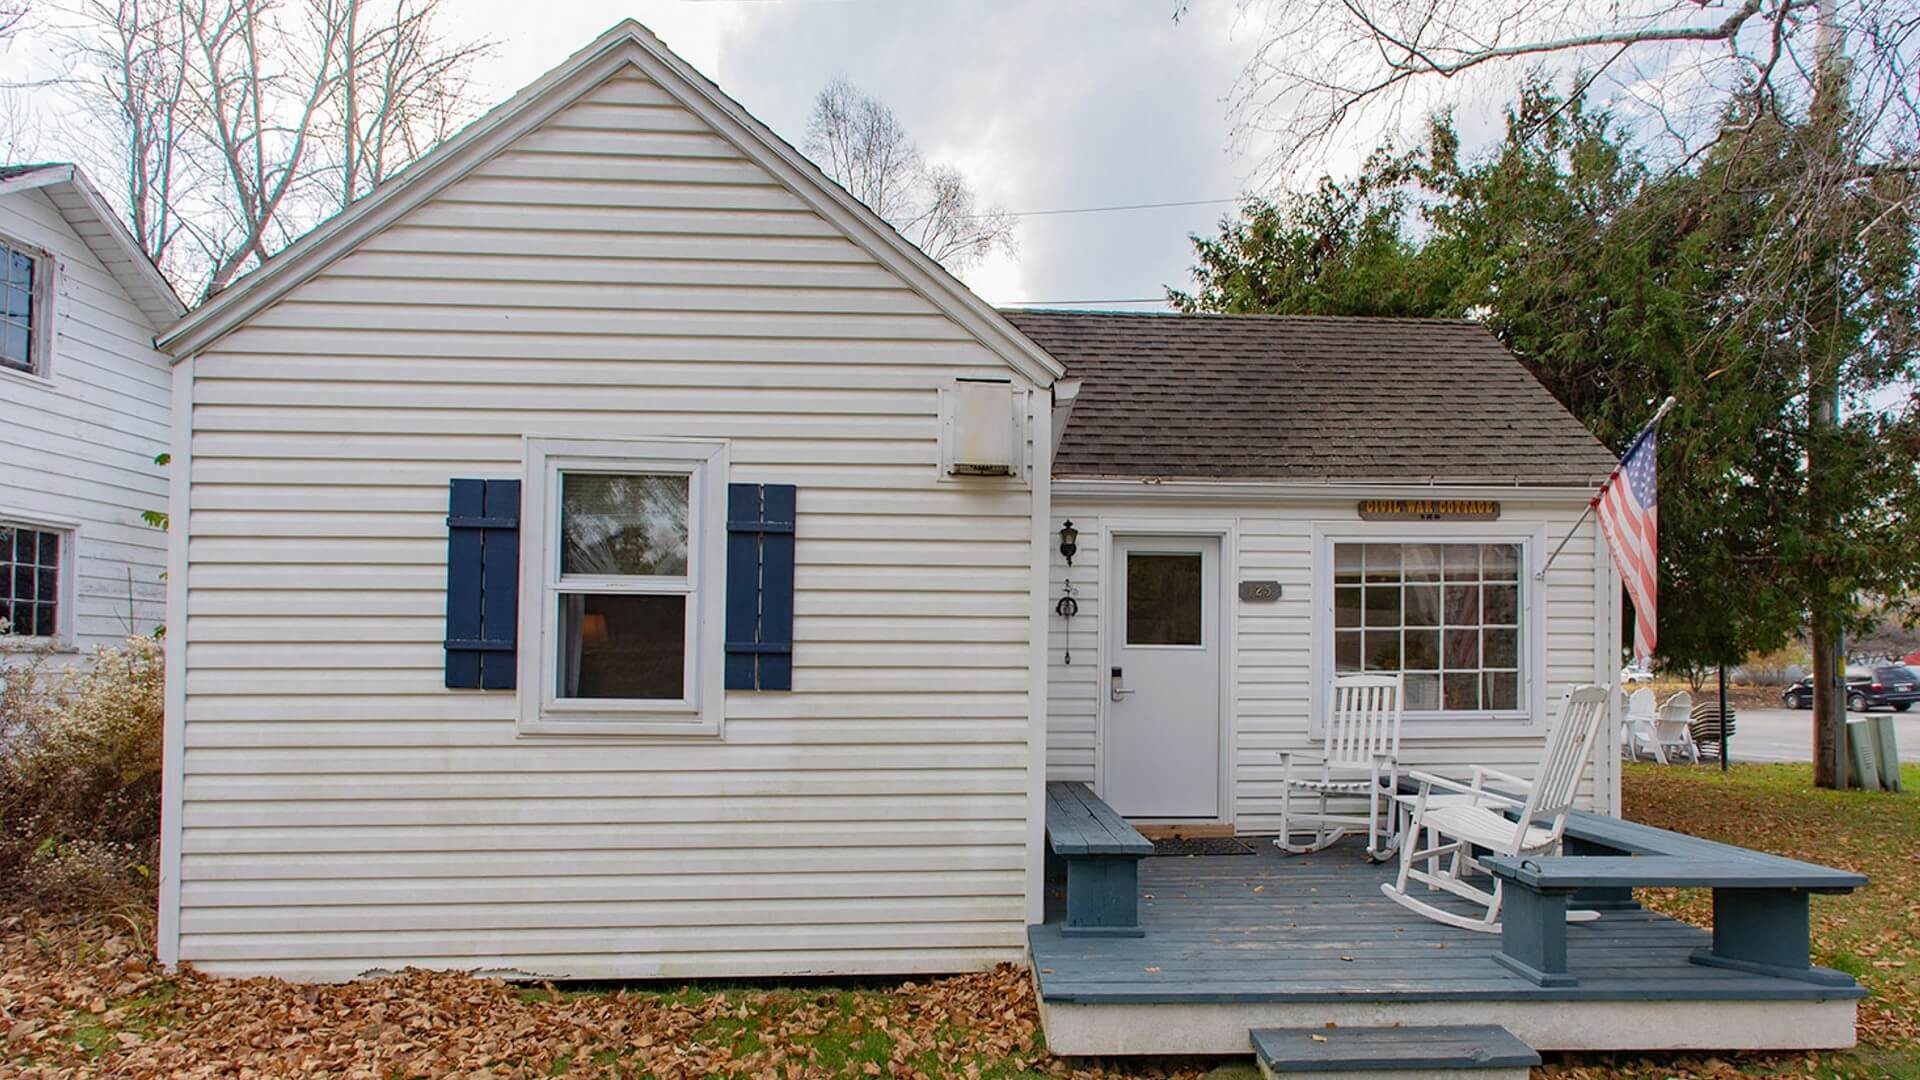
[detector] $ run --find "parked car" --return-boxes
[1782,665,1920,711]
[1620,662,1655,684]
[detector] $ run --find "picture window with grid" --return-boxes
[1,525,62,639]
[1333,542,1522,713]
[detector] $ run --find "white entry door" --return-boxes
[1104,536,1222,819]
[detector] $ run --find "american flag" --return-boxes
[1595,408,1665,663]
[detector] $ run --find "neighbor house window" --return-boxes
[1,239,49,375]
[1333,542,1523,713]
[519,438,727,735]
[1,524,62,639]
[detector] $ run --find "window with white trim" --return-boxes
[1,523,63,639]
[1,238,51,376]
[1333,542,1523,713]
[519,438,727,735]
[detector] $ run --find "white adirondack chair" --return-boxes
[1276,673,1404,861]
[1380,684,1612,933]
[1654,691,1699,764]
[1622,686,1659,761]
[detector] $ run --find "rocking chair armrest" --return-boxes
[1469,765,1534,793]
[1404,770,1527,809]
[1277,750,1327,766]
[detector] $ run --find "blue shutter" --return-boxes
[444,478,520,690]
[725,483,796,691]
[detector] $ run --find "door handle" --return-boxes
[1110,666,1135,701]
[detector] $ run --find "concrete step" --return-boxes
[1250,1024,1539,1079]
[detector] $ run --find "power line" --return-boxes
[999,196,1251,218]
[999,297,1170,306]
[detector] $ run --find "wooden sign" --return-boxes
[1357,498,1501,522]
[1238,580,1281,602]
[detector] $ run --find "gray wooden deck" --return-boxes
[1031,841,1862,1005]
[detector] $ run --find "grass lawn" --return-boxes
[2,763,1914,1078]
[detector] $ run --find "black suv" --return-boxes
[1783,665,1920,712]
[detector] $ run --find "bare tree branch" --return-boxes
[62,0,488,297]
[804,77,1015,275]
[1213,0,1920,188]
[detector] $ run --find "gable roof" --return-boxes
[155,21,1066,385]
[1002,309,1619,487]
[0,163,185,331]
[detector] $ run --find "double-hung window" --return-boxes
[1,523,65,641]
[1,238,50,376]
[518,438,727,735]
[1331,540,1527,717]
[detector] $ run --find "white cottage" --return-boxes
[153,22,1621,983]
[0,163,183,652]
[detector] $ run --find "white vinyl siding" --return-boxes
[0,187,170,649]
[172,68,1042,981]
[1046,496,1618,824]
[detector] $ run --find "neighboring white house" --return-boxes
[151,20,1623,983]
[0,164,183,653]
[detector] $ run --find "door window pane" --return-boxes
[556,593,686,699]
[1126,552,1202,645]
[561,473,689,577]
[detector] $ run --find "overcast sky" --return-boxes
[452,0,1270,310]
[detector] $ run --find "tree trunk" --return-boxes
[1808,0,1849,790]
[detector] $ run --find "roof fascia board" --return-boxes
[619,32,1065,386]
[158,39,631,358]
[1,164,184,331]
[59,167,186,327]
[0,165,70,198]
[157,21,1067,386]
[1051,478,1605,503]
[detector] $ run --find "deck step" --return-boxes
[1251,1025,1539,1079]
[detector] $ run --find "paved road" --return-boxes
[1695,706,1920,764]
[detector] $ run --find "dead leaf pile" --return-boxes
[1,911,1205,1078]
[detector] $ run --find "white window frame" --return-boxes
[517,437,728,736]
[0,233,55,383]
[0,512,78,649]
[1310,521,1549,737]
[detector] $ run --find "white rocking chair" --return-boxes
[1276,673,1404,861]
[1380,684,1611,933]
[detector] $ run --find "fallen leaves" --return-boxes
[0,910,1206,1079]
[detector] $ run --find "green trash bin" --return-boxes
[1846,719,1881,792]
[1868,714,1903,792]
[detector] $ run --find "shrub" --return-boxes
[0,637,165,910]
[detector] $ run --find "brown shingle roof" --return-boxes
[1001,309,1618,486]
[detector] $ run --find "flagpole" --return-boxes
[1534,396,1676,582]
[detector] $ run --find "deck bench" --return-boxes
[1045,781,1153,937]
[1482,832,1865,989]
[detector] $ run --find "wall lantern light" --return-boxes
[1059,521,1078,566]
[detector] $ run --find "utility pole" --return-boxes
[1808,0,1850,789]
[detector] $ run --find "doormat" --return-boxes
[1151,836,1256,857]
